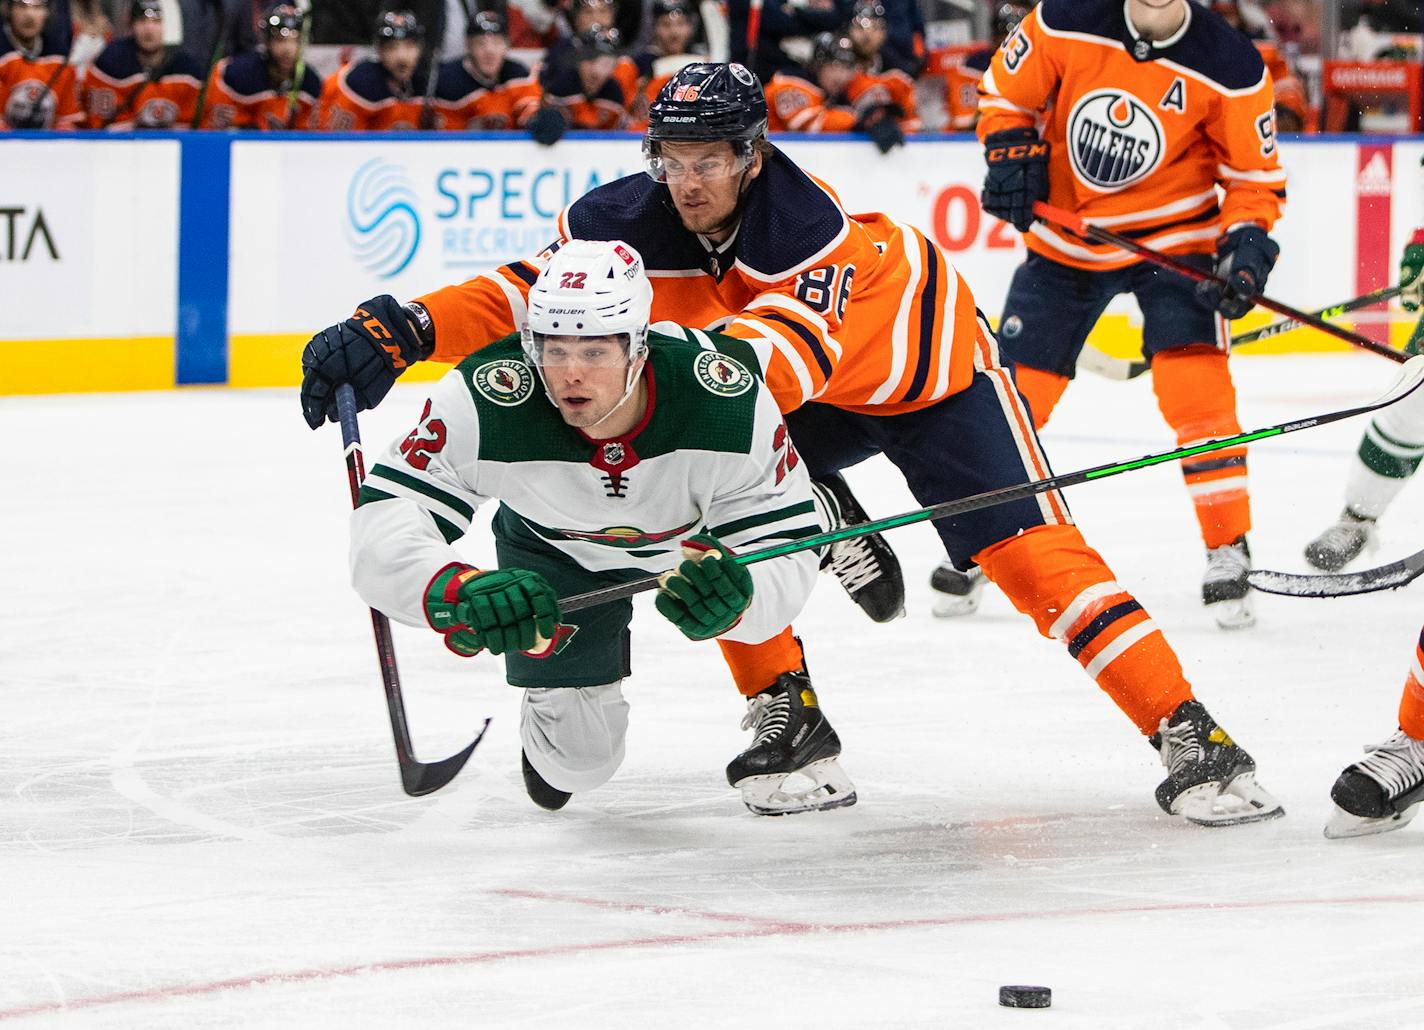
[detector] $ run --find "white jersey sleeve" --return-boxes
[349,369,489,629]
[700,385,824,644]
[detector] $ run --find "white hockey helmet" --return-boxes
[521,239,654,371]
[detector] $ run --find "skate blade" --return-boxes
[735,757,858,816]
[1174,773,1284,827]
[1208,596,1256,631]
[1324,801,1421,839]
[928,586,985,621]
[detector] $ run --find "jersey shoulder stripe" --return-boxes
[1038,0,1264,92]
[736,148,849,281]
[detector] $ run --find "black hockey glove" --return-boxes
[1195,225,1280,321]
[300,294,428,429]
[528,106,567,147]
[855,104,904,155]
[981,128,1050,233]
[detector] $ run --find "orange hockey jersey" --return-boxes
[431,55,540,129]
[765,72,856,132]
[850,68,920,132]
[978,0,1286,271]
[201,52,322,130]
[414,148,986,416]
[0,48,81,130]
[83,37,205,130]
[320,60,430,131]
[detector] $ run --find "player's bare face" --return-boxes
[380,39,422,83]
[652,15,693,55]
[848,19,885,57]
[267,33,299,74]
[577,55,616,94]
[468,34,507,78]
[133,15,165,54]
[8,2,47,46]
[1127,0,1187,40]
[573,3,615,32]
[662,141,762,242]
[817,62,856,97]
[540,335,645,436]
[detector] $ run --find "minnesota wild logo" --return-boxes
[557,517,700,548]
[471,359,535,406]
[694,351,753,397]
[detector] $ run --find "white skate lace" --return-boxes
[1156,717,1203,778]
[824,537,885,595]
[741,690,792,746]
[1203,542,1250,586]
[1354,731,1424,798]
[1313,517,1372,556]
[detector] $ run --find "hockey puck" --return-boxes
[999,985,1051,1009]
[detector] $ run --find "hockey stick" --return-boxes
[1033,202,1407,365]
[554,356,1424,615]
[335,384,491,797]
[283,0,313,130]
[746,0,763,70]
[1077,283,1410,382]
[1247,548,1424,598]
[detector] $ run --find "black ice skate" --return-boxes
[812,473,905,623]
[929,561,985,617]
[726,670,857,816]
[1304,508,1377,572]
[1202,535,1255,630]
[1149,700,1283,826]
[522,750,572,811]
[1325,729,1424,839]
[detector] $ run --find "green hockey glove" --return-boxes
[425,564,561,657]
[654,534,754,641]
[1400,229,1424,313]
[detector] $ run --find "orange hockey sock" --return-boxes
[718,628,807,697]
[975,524,1195,734]
[1013,365,1071,431]
[1397,627,1424,739]
[1151,346,1250,550]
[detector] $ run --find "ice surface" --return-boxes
[4,354,1424,1028]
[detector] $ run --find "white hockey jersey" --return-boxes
[349,327,826,645]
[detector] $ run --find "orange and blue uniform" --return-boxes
[319,60,429,131]
[83,37,205,130]
[978,0,1287,555]
[0,43,81,129]
[412,146,1206,739]
[201,52,323,130]
[431,56,540,129]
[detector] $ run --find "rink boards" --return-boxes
[0,130,1420,395]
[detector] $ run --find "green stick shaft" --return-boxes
[557,362,1424,615]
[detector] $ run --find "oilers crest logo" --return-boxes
[1067,89,1164,192]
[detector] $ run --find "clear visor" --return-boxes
[522,329,632,368]
[643,140,754,184]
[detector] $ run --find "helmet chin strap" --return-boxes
[697,160,758,241]
[582,357,646,433]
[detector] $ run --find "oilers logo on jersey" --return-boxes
[1067,89,1164,191]
[5,80,56,127]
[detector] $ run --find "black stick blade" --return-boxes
[1247,548,1424,598]
[399,718,493,797]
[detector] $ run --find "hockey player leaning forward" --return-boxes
[303,62,1283,825]
[937,0,1287,631]
[350,240,838,813]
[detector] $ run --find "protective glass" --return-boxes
[643,142,754,184]
[524,331,632,368]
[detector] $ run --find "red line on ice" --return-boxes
[4,892,1422,1021]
